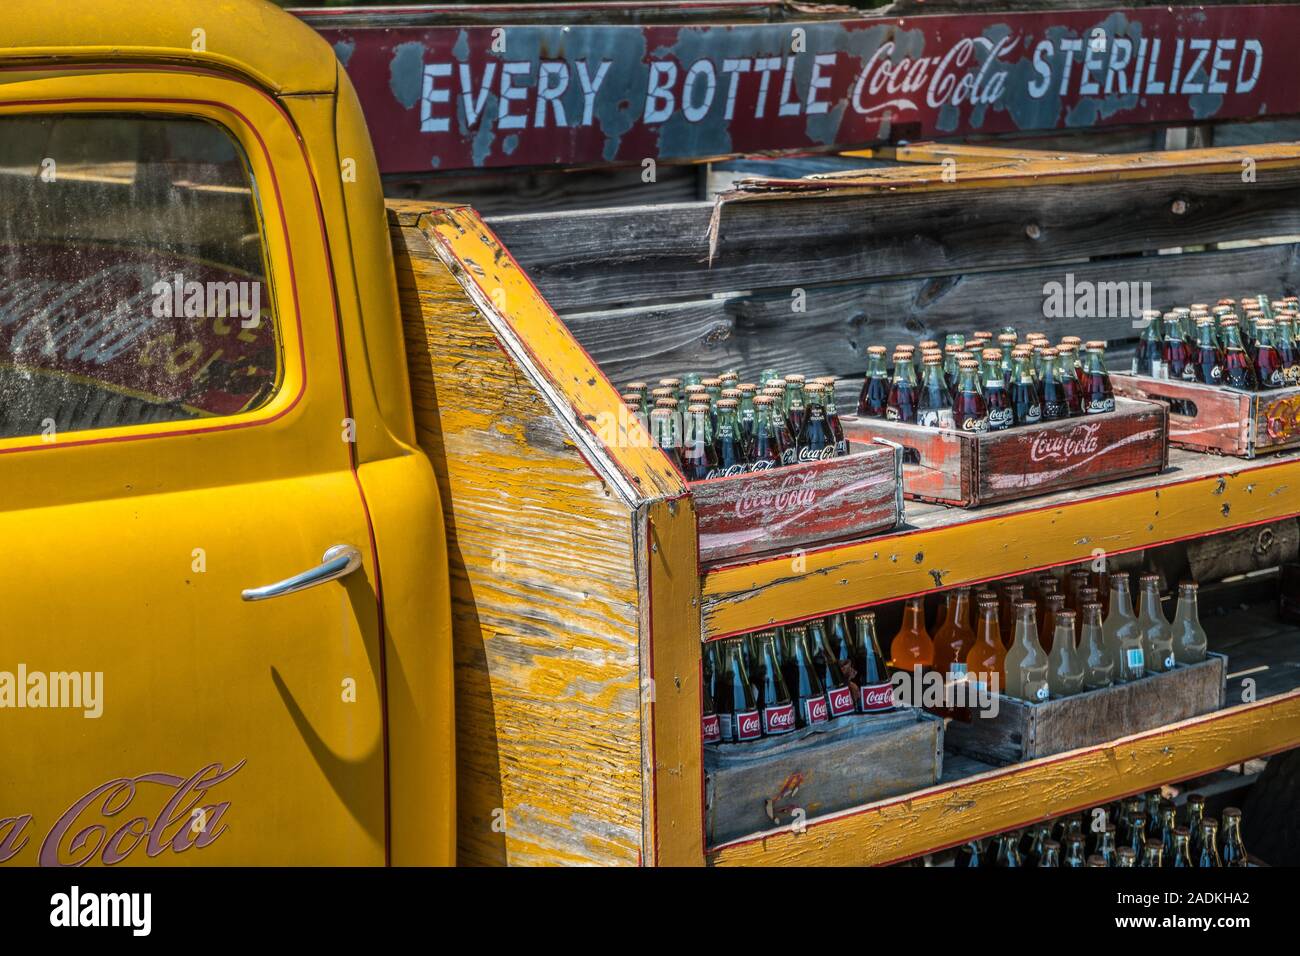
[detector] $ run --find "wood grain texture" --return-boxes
[702,448,1300,639]
[559,242,1300,391]
[391,206,647,866]
[945,654,1226,765]
[708,690,1300,866]
[691,443,900,564]
[489,146,1300,312]
[643,495,706,866]
[842,417,971,503]
[704,709,942,846]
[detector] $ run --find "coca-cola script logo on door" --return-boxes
[734,470,817,520]
[1027,421,1101,464]
[0,760,244,866]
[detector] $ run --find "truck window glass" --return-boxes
[0,113,280,440]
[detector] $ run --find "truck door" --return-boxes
[0,72,386,865]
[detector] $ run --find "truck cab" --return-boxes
[0,0,454,866]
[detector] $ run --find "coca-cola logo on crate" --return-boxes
[733,470,818,520]
[1027,421,1101,464]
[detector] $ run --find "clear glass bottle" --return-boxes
[1171,581,1208,664]
[1003,600,1050,703]
[1103,573,1146,682]
[1079,601,1115,690]
[1136,574,1175,674]
[1046,610,1084,698]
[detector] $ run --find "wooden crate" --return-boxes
[690,439,902,564]
[839,398,1168,507]
[1111,373,1300,458]
[704,708,943,847]
[944,653,1226,765]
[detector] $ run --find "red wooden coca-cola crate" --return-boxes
[1111,373,1300,459]
[689,439,902,565]
[840,398,1168,507]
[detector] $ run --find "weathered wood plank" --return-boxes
[391,210,646,866]
[489,163,1300,312]
[705,709,943,846]
[691,442,901,564]
[945,654,1227,765]
[567,243,1300,389]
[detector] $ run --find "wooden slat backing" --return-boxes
[391,207,648,865]
[565,242,1300,389]
[489,147,1300,313]
[642,496,706,866]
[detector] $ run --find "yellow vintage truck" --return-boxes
[3,0,1299,869]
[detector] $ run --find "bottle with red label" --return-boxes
[701,678,721,745]
[796,382,836,462]
[1221,319,1259,390]
[715,640,761,742]
[1252,318,1287,389]
[853,611,894,713]
[782,625,828,728]
[808,620,856,718]
[1082,341,1115,414]
[825,612,857,685]
[917,352,955,429]
[754,631,796,736]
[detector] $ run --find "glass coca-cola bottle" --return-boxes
[709,398,748,478]
[783,375,807,436]
[755,631,796,736]
[648,408,684,474]
[997,333,1018,384]
[782,625,828,728]
[1039,348,1074,420]
[1252,318,1286,389]
[1277,312,1300,385]
[736,383,757,440]
[1221,808,1248,866]
[981,348,1013,430]
[853,611,894,713]
[681,402,718,481]
[942,342,963,394]
[1193,317,1226,385]
[701,678,721,745]
[1163,314,1196,382]
[826,612,856,682]
[886,348,919,423]
[1221,319,1259,390]
[796,382,835,462]
[917,352,956,429]
[1081,341,1115,414]
[1137,573,1175,674]
[746,395,794,469]
[953,359,989,433]
[1134,310,1163,376]
[716,640,761,742]
[1080,601,1115,690]
[858,345,891,416]
[819,379,848,456]
[1198,818,1222,867]
[809,621,856,718]
[1010,351,1042,426]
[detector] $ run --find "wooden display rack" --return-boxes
[393,137,1300,868]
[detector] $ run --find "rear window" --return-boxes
[0,113,281,441]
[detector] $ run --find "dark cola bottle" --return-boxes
[819,378,848,456]
[709,398,749,478]
[825,613,857,686]
[1082,341,1115,414]
[917,352,956,429]
[1193,318,1226,385]
[1221,319,1258,390]
[1277,313,1300,385]
[981,348,1014,431]
[858,345,891,417]
[782,625,828,728]
[701,680,721,745]
[1134,310,1163,376]
[783,375,807,438]
[953,358,988,433]
[886,348,919,423]
[853,611,895,713]
[745,395,791,470]
[808,620,856,718]
[1010,350,1042,426]
[754,632,796,736]
[1039,348,1071,420]
[1163,314,1196,382]
[1253,319,1287,390]
[796,382,836,463]
[681,403,718,481]
[716,640,761,743]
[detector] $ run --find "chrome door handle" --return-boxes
[241,545,363,602]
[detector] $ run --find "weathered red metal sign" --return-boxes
[298,4,1299,174]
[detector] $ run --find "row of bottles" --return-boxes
[956,791,1248,867]
[622,370,848,480]
[888,568,1206,704]
[856,329,1115,430]
[1134,295,1300,389]
[704,612,893,744]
